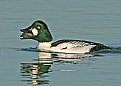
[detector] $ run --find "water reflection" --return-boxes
[52,53,100,64]
[20,52,52,85]
[20,49,101,85]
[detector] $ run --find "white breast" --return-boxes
[37,42,51,51]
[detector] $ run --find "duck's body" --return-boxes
[20,20,111,54]
[38,39,110,53]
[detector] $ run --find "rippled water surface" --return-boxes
[0,0,121,86]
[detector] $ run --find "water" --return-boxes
[0,0,121,86]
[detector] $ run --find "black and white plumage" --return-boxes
[38,39,110,54]
[20,20,111,54]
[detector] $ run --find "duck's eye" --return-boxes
[37,26,41,29]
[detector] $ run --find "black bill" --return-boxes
[20,26,34,39]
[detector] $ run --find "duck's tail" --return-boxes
[91,44,121,53]
[100,46,121,53]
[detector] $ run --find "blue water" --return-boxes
[0,0,121,86]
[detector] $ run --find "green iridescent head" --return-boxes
[20,20,53,42]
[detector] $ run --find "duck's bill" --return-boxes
[20,28,34,39]
[20,32,33,39]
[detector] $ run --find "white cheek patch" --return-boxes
[32,28,38,36]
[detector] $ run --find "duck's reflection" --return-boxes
[20,49,100,85]
[20,52,52,85]
[52,53,99,64]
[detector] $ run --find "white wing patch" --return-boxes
[32,28,38,36]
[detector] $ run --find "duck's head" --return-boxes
[20,20,53,42]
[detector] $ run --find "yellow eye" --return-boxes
[37,26,41,29]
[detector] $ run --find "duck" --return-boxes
[20,20,111,54]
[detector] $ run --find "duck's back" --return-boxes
[50,39,110,53]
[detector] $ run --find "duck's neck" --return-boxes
[37,42,52,50]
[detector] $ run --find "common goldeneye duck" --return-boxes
[20,20,111,54]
